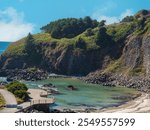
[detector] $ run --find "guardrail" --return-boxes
[30,98,55,106]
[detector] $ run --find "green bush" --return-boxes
[121,16,134,23]
[85,28,94,36]
[95,27,112,47]
[41,17,98,38]
[75,37,87,49]
[25,33,35,55]
[6,81,28,101]
[14,90,28,101]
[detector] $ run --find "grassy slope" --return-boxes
[103,20,150,76]
[4,22,135,56]
[2,18,150,76]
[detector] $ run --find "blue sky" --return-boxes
[0,0,149,41]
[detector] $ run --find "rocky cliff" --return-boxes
[0,10,150,89]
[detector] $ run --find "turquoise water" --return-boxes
[0,42,10,55]
[24,78,137,110]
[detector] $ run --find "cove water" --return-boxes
[0,42,10,55]
[24,78,138,110]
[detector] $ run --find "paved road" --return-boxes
[0,89,17,113]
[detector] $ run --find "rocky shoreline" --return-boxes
[0,69,48,81]
[0,69,147,113]
[83,73,150,92]
[0,69,72,82]
[1,69,150,92]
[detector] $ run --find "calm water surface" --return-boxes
[24,78,138,110]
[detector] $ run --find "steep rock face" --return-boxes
[41,46,117,75]
[0,55,26,69]
[121,36,143,69]
[120,35,150,76]
[0,42,120,76]
[84,35,150,90]
[0,9,149,79]
[143,36,150,76]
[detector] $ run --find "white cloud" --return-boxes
[96,15,119,24]
[92,1,117,18]
[120,9,134,19]
[0,7,34,42]
[92,8,134,25]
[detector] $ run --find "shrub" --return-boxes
[6,81,28,101]
[85,28,94,36]
[25,33,35,55]
[14,90,28,101]
[41,17,98,38]
[121,16,134,22]
[75,37,87,49]
[95,27,112,47]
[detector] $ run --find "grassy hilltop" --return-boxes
[0,9,150,77]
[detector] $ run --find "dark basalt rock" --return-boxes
[66,85,78,91]
[42,83,56,88]
[6,77,14,82]
[0,69,48,81]
[83,73,150,92]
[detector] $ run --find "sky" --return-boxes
[0,0,149,41]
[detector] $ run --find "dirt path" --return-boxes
[0,89,17,113]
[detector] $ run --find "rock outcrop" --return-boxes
[0,9,150,90]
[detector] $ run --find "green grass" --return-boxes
[107,22,135,41]
[3,30,100,57]
[144,18,150,36]
[102,59,122,74]
[4,42,26,57]
[1,18,149,78]
[33,33,52,43]
[131,18,150,36]
[2,21,138,57]
[103,59,146,76]
[128,67,146,76]
[0,94,5,110]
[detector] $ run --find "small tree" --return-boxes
[95,27,107,45]
[95,27,112,47]
[121,16,134,22]
[98,20,106,27]
[24,33,42,64]
[85,28,93,36]
[75,37,86,49]
[6,81,28,101]
[25,33,35,55]
[137,17,146,29]
[83,16,93,28]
